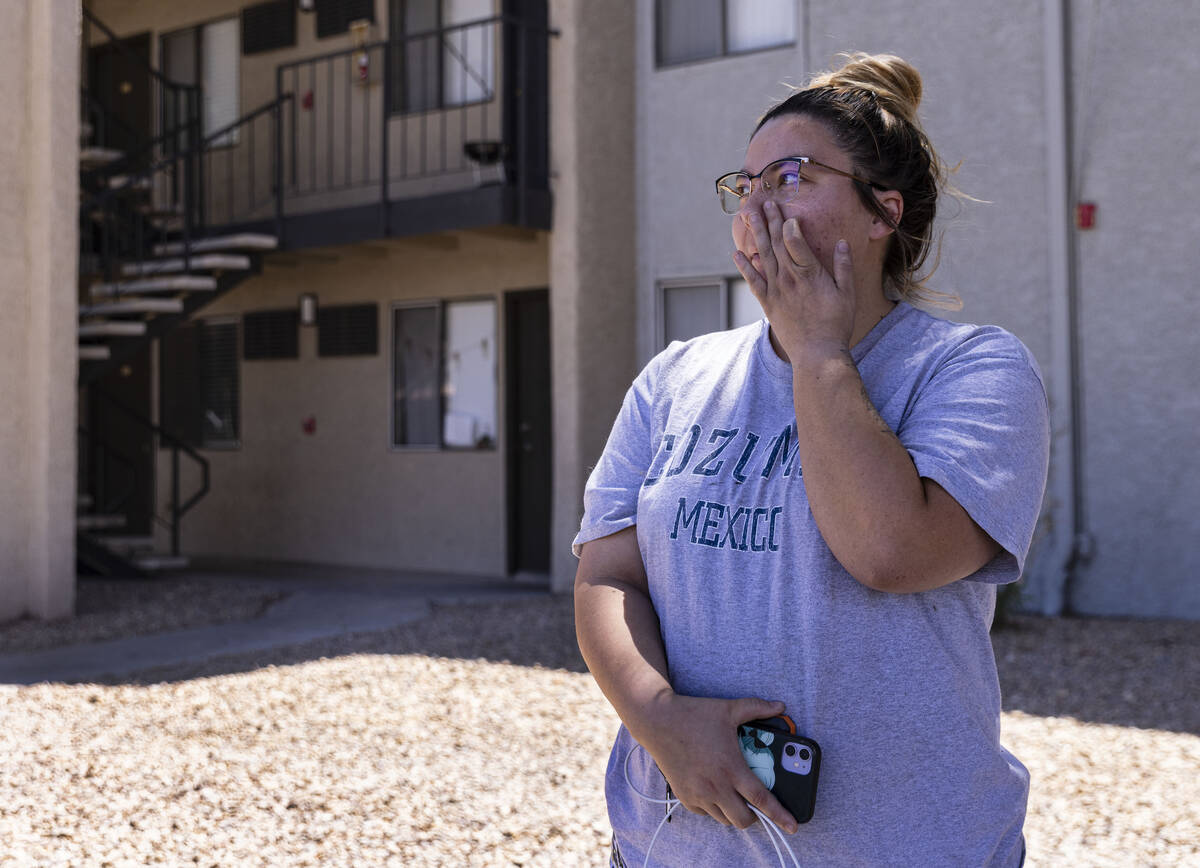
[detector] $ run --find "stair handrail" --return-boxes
[81,94,294,214]
[200,92,296,148]
[88,389,211,558]
[79,87,200,182]
[83,7,199,95]
[81,93,294,287]
[77,422,139,518]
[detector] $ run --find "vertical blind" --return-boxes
[203,18,240,145]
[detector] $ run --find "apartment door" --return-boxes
[88,32,153,153]
[505,289,551,577]
[87,349,155,536]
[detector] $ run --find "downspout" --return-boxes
[1041,0,1087,614]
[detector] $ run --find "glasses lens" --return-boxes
[717,173,751,214]
[763,159,803,200]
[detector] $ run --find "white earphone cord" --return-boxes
[622,745,802,868]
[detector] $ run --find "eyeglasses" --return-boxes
[714,156,882,215]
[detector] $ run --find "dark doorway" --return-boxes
[85,348,155,536]
[505,289,552,578]
[87,32,153,153]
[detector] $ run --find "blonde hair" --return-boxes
[757,53,962,309]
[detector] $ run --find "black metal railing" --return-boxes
[200,94,296,229]
[80,7,203,288]
[81,391,211,559]
[77,423,138,520]
[82,8,201,158]
[266,14,549,229]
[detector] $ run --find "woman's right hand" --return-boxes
[631,691,799,834]
[574,530,796,834]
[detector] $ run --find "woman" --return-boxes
[574,53,1048,867]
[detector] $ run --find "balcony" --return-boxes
[194,13,551,249]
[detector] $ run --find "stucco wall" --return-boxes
[1066,2,1200,617]
[635,0,1051,368]
[634,0,1200,618]
[0,0,78,621]
[547,0,638,593]
[156,230,548,575]
[634,0,1063,608]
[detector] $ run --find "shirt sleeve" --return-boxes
[896,327,1050,584]
[571,356,662,558]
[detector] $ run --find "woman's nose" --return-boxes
[738,194,762,224]
[738,185,770,220]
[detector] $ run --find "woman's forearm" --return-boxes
[574,572,675,743]
[790,347,996,592]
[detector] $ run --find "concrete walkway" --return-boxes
[0,563,551,685]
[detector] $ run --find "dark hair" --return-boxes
[756,53,959,307]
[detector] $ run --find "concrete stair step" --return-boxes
[77,514,125,531]
[150,215,185,232]
[106,174,152,192]
[121,254,251,277]
[79,298,184,317]
[133,555,190,571]
[78,345,111,361]
[141,203,184,217]
[90,275,218,297]
[153,233,278,256]
[80,146,124,169]
[78,321,147,338]
[96,535,156,555]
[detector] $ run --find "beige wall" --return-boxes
[155,230,548,575]
[632,0,1200,618]
[547,0,638,592]
[0,0,79,621]
[90,0,641,593]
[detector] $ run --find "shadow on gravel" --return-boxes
[992,614,1200,736]
[91,596,590,687]
[52,593,1200,739]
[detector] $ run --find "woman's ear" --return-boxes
[869,189,903,240]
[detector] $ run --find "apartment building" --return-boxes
[3,0,1197,621]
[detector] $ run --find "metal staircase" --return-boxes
[76,9,283,576]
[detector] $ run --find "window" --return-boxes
[318,303,379,356]
[389,0,495,114]
[159,318,240,449]
[659,277,760,349]
[393,299,497,449]
[161,18,241,146]
[243,309,300,360]
[656,0,795,67]
[242,0,298,55]
[316,0,376,38]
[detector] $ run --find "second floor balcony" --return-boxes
[83,5,552,252]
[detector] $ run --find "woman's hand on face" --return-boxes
[635,691,798,835]
[733,199,856,363]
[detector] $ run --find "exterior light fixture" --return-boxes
[299,292,318,326]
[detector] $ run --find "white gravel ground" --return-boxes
[0,582,1196,866]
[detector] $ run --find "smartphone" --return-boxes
[737,715,821,824]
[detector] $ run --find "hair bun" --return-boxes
[809,52,923,126]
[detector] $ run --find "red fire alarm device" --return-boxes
[1076,202,1097,230]
[302,416,316,435]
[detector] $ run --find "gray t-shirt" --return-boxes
[574,302,1050,867]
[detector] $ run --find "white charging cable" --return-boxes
[622,745,802,868]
